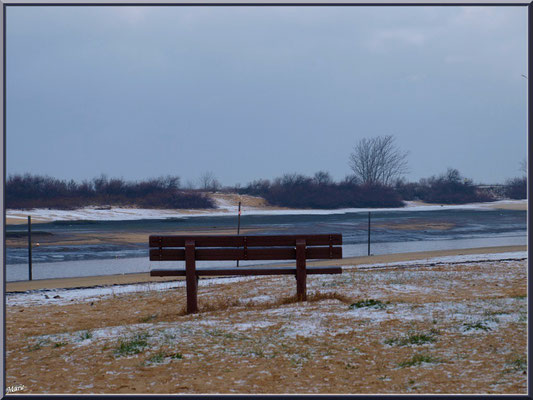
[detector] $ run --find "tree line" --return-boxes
[238,173,403,209]
[236,167,521,209]
[7,135,526,210]
[236,135,525,207]
[6,174,215,210]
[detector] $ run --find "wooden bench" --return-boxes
[149,234,343,314]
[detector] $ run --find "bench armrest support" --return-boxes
[296,239,307,301]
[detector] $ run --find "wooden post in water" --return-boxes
[28,215,32,281]
[236,201,241,267]
[367,212,371,256]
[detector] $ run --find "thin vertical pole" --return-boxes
[367,212,371,256]
[236,201,241,267]
[28,215,32,281]
[237,201,241,235]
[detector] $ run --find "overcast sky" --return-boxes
[6,5,527,187]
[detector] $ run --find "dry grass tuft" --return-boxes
[198,296,243,314]
[277,291,353,306]
[187,291,352,316]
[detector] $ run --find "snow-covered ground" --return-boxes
[6,251,526,307]
[351,251,528,269]
[6,199,527,223]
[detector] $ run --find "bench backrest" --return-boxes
[149,234,342,261]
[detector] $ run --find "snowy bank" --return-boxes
[6,251,526,307]
[7,199,526,224]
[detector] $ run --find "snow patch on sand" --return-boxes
[8,199,524,223]
[7,252,526,308]
[344,251,527,270]
[6,275,260,307]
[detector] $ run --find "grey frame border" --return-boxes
[0,0,529,397]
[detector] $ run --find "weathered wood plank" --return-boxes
[150,266,342,276]
[149,246,342,261]
[149,234,342,248]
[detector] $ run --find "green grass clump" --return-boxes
[114,333,149,357]
[398,353,440,368]
[139,314,158,323]
[349,299,388,310]
[144,351,183,366]
[506,357,527,372]
[462,321,491,332]
[205,329,236,339]
[54,342,67,348]
[147,352,165,364]
[28,338,51,351]
[28,340,47,352]
[79,330,93,340]
[169,352,183,359]
[385,331,438,347]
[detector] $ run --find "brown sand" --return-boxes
[485,202,528,211]
[6,216,50,225]
[6,245,526,293]
[408,200,527,211]
[373,221,455,231]
[4,193,286,226]
[5,253,527,394]
[209,192,289,210]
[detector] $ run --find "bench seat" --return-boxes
[150,266,342,277]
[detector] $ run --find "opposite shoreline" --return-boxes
[5,199,527,225]
[6,244,527,293]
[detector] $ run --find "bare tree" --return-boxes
[520,158,527,175]
[199,171,221,192]
[348,135,409,186]
[183,179,196,190]
[313,171,333,185]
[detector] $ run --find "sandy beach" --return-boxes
[4,193,290,225]
[406,200,527,211]
[5,248,527,394]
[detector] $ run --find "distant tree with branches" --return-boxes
[313,171,333,185]
[349,135,409,186]
[199,171,221,192]
[520,158,527,175]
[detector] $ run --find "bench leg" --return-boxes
[185,240,198,314]
[296,239,307,301]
